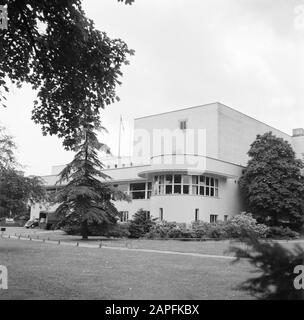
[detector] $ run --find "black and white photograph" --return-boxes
[1,0,304,307]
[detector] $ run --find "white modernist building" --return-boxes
[30,102,304,225]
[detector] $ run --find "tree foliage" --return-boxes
[0,0,134,149]
[55,123,130,239]
[230,235,304,300]
[0,168,46,218]
[0,125,46,218]
[0,125,17,169]
[239,132,304,230]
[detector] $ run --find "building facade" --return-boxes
[30,102,304,225]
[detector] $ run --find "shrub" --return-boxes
[146,221,193,239]
[225,213,269,239]
[192,221,228,239]
[129,209,156,238]
[267,226,299,239]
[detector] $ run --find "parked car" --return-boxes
[24,218,39,229]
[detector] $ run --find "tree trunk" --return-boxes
[81,220,89,240]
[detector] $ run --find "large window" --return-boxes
[153,174,219,197]
[130,183,146,199]
[129,182,152,200]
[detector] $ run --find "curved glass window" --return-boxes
[153,174,219,197]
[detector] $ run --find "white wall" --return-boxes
[148,176,243,223]
[133,103,219,164]
[218,103,292,166]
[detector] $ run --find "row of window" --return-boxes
[153,174,219,197]
[119,209,228,223]
[115,175,219,200]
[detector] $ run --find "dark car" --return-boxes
[24,218,39,229]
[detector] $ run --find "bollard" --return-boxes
[58,240,60,245]
[43,238,45,242]
[99,241,102,248]
[76,242,79,247]
[29,237,32,241]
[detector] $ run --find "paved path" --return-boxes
[0,233,236,260]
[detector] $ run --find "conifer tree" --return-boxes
[55,123,129,239]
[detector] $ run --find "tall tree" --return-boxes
[0,0,134,149]
[55,123,130,239]
[239,132,304,230]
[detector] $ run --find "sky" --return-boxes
[1,0,304,176]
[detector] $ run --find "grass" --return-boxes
[0,237,254,300]
[4,227,304,256]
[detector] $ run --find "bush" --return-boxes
[129,209,156,238]
[146,221,193,239]
[107,223,130,238]
[267,226,299,239]
[225,213,269,239]
[192,221,228,239]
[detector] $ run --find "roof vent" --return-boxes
[292,128,304,137]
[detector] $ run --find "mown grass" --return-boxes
[0,237,254,300]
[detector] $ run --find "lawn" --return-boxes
[0,237,254,300]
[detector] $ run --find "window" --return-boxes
[210,214,218,224]
[173,174,182,194]
[119,211,129,222]
[224,215,229,222]
[179,120,187,130]
[182,175,190,194]
[159,208,163,221]
[165,175,173,195]
[142,210,150,219]
[130,183,146,199]
[147,182,152,199]
[195,209,199,222]
[130,182,152,199]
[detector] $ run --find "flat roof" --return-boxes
[134,101,291,137]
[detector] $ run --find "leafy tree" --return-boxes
[0,125,46,218]
[239,132,304,230]
[230,235,304,300]
[0,168,46,219]
[129,209,156,238]
[0,0,134,149]
[0,125,17,169]
[55,123,130,239]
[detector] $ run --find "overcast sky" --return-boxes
[1,0,304,176]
